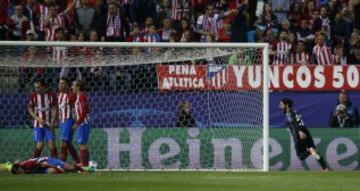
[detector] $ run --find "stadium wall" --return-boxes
[1,92,359,128]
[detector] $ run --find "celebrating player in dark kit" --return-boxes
[279,98,329,171]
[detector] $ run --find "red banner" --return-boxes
[157,65,360,91]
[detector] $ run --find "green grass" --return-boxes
[1,171,360,191]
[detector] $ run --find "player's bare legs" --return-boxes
[309,148,329,171]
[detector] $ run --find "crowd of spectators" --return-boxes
[0,0,360,91]
[1,0,360,62]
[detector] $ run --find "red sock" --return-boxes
[68,143,80,163]
[80,149,89,167]
[60,146,68,161]
[51,148,58,158]
[33,148,42,158]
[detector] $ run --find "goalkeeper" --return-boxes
[279,98,329,171]
[0,157,94,174]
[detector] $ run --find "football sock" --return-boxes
[80,149,89,167]
[68,143,80,163]
[33,148,42,158]
[60,146,68,161]
[50,148,58,158]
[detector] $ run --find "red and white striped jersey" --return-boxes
[20,157,48,169]
[58,91,76,123]
[291,52,310,64]
[272,41,292,65]
[74,92,89,126]
[45,14,64,41]
[171,0,191,20]
[197,14,219,35]
[312,44,333,65]
[33,4,48,32]
[29,92,57,128]
[52,46,67,63]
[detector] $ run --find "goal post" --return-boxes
[0,41,269,172]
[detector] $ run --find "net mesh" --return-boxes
[0,43,266,170]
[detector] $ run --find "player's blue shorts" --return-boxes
[33,127,55,143]
[76,123,90,144]
[60,118,75,142]
[47,157,65,169]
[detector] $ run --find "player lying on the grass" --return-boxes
[279,98,329,171]
[0,157,94,174]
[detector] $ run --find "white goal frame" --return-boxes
[0,41,270,172]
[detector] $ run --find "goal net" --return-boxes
[0,41,269,171]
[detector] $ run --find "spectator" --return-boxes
[296,19,315,51]
[343,32,360,57]
[177,18,192,39]
[23,0,35,32]
[272,31,292,65]
[329,90,360,127]
[217,19,231,42]
[349,0,359,31]
[332,12,353,45]
[302,0,317,23]
[126,24,143,42]
[175,101,196,128]
[312,5,331,40]
[0,0,9,40]
[9,5,30,40]
[270,0,290,24]
[32,0,53,40]
[312,32,333,64]
[288,2,302,29]
[333,44,348,65]
[291,41,311,64]
[348,46,360,64]
[179,29,193,42]
[230,0,258,42]
[97,2,128,41]
[157,0,172,23]
[329,104,356,128]
[171,0,192,22]
[158,18,176,42]
[140,17,154,35]
[258,2,278,30]
[45,2,74,41]
[196,4,218,42]
[75,0,97,36]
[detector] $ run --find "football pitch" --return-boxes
[1,171,360,191]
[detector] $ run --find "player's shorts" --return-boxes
[76,123,91,144]
[295,135,316,161]
[33,127,55,143]
[60,118,75,142]
[47,157,65,169]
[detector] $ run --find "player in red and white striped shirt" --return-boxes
[291,42,310,64]
[71,79,91,167]
[28,79,58,158]
[272,31,292,65]
[58,78,80,163]
[312,33,333,65]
